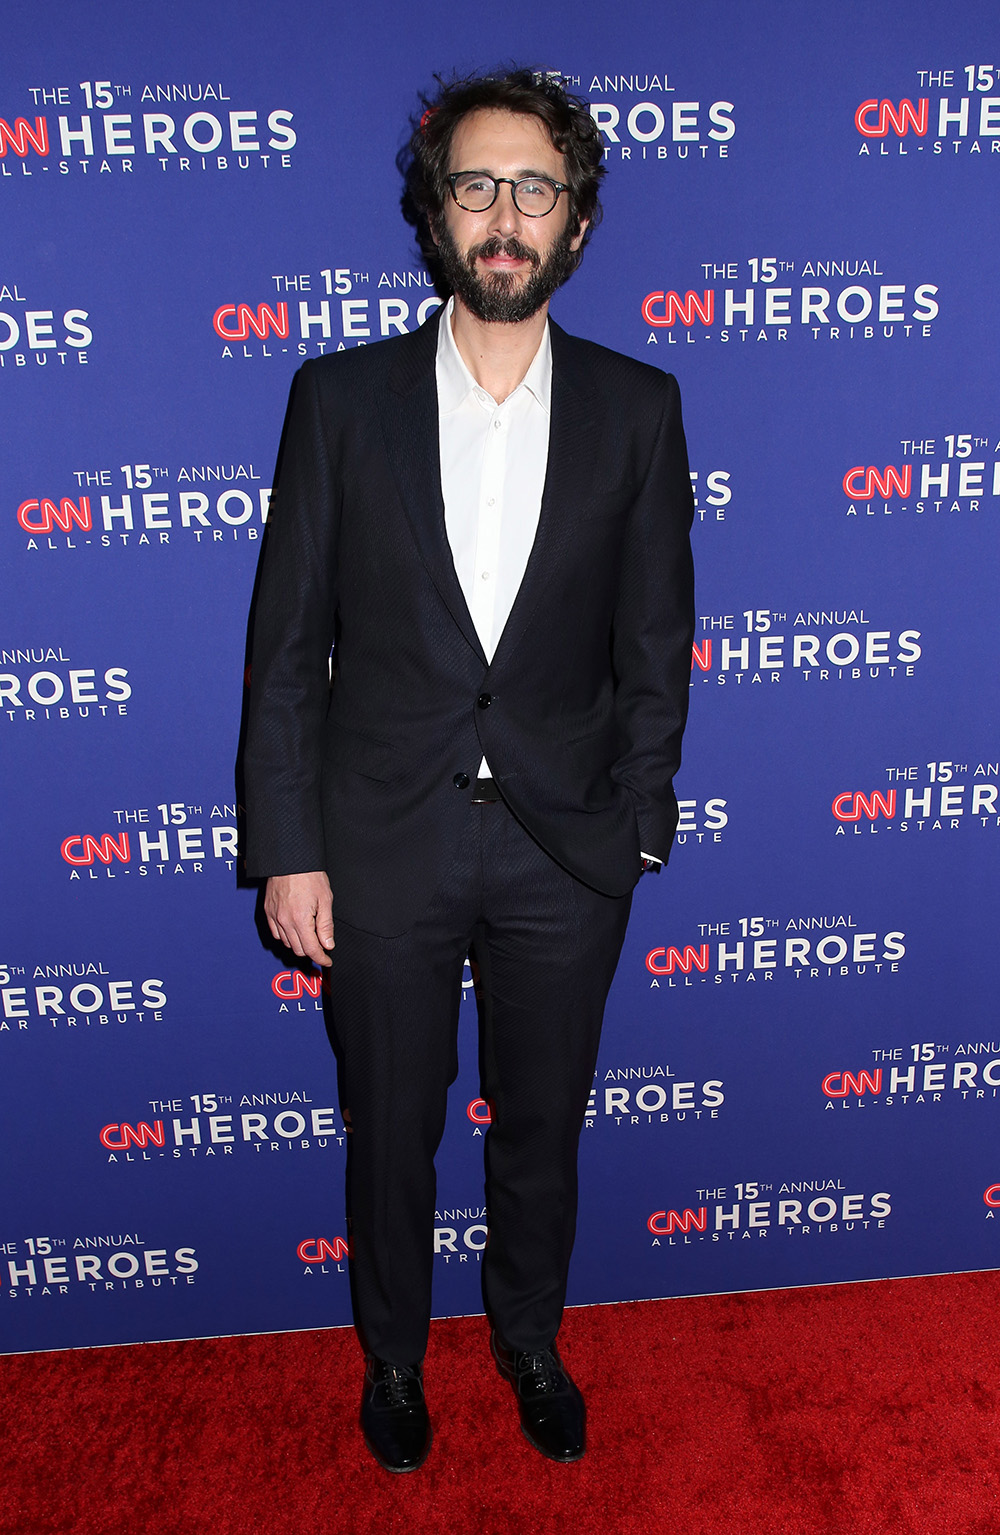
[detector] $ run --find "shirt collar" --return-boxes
[436,295,552,415]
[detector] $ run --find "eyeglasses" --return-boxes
[447,172,568,217]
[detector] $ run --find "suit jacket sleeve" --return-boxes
[243,361,340,877]
[610,371,695,863]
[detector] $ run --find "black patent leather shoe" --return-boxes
[360,1355,431,1472]
[491,1332,585,1462]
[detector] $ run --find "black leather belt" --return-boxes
[471,777,501,804]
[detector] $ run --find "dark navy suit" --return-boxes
[244,307,694,1359]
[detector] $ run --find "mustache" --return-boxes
[468,236,540,269]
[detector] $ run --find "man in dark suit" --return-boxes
[244,68,694,1473]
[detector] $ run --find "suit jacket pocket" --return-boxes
[323,723,403,784]
[576,487,635,523]
[565,719,622,757]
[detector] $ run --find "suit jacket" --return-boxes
[244,307,695,936]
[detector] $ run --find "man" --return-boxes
[244,68,694,1472]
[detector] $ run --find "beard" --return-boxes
[435,224,577,323]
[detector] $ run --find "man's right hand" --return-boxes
[264,870,335,968]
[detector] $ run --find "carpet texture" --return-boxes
[2,1271,998,1534]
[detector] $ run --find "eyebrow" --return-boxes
[456,166,558,179]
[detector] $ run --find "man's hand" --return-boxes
[264,871,335,968]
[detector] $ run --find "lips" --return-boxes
[470,237,540,272]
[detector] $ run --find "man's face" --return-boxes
[435,108,587,324]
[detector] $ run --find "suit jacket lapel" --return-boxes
[378,308,486,662]
[491,320,601,667]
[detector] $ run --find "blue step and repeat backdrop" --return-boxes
[3,0,998,1353]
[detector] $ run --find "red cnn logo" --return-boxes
[842,466,912,500]
[0,117,49,157]
[17,497,92,534]
[855,99,928,138]
[691,639,712,672]
[648,1208,707,1235]
[984,1186,1000,1208]
[831,790,897,823]
[100,1121,166,1150]
[642,290,714,327]
[822,1070,883,1098]
[297,1237,350,1262]
[213,303,289,340]
[467,1099,492,1125]
[60,833,131,866]
[271,970,324,1000]
[645,945,709,976]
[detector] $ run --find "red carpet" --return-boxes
[2,1272,998,1535]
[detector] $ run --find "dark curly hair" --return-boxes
[401,67,606,282]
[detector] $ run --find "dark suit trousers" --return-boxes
[328,798,632,1363]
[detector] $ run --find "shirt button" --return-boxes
[481,570,491,581]
[493,419,502,430]
[477,693,492,709]
[487,497,496,506]
[453,771,470,789]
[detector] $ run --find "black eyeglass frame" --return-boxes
[446,172,569,217]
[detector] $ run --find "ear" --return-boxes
[569,217,589,253]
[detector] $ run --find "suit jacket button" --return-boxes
[477,693,492,709]
[453,772,470,789]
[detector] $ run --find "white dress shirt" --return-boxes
[435,300,659,866]
[437,297,550,778]
[437,297,551,665]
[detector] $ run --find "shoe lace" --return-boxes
[379,1362,423,1408]
[518,1348,565,1395]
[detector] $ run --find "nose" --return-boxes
[488,180,523,238]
